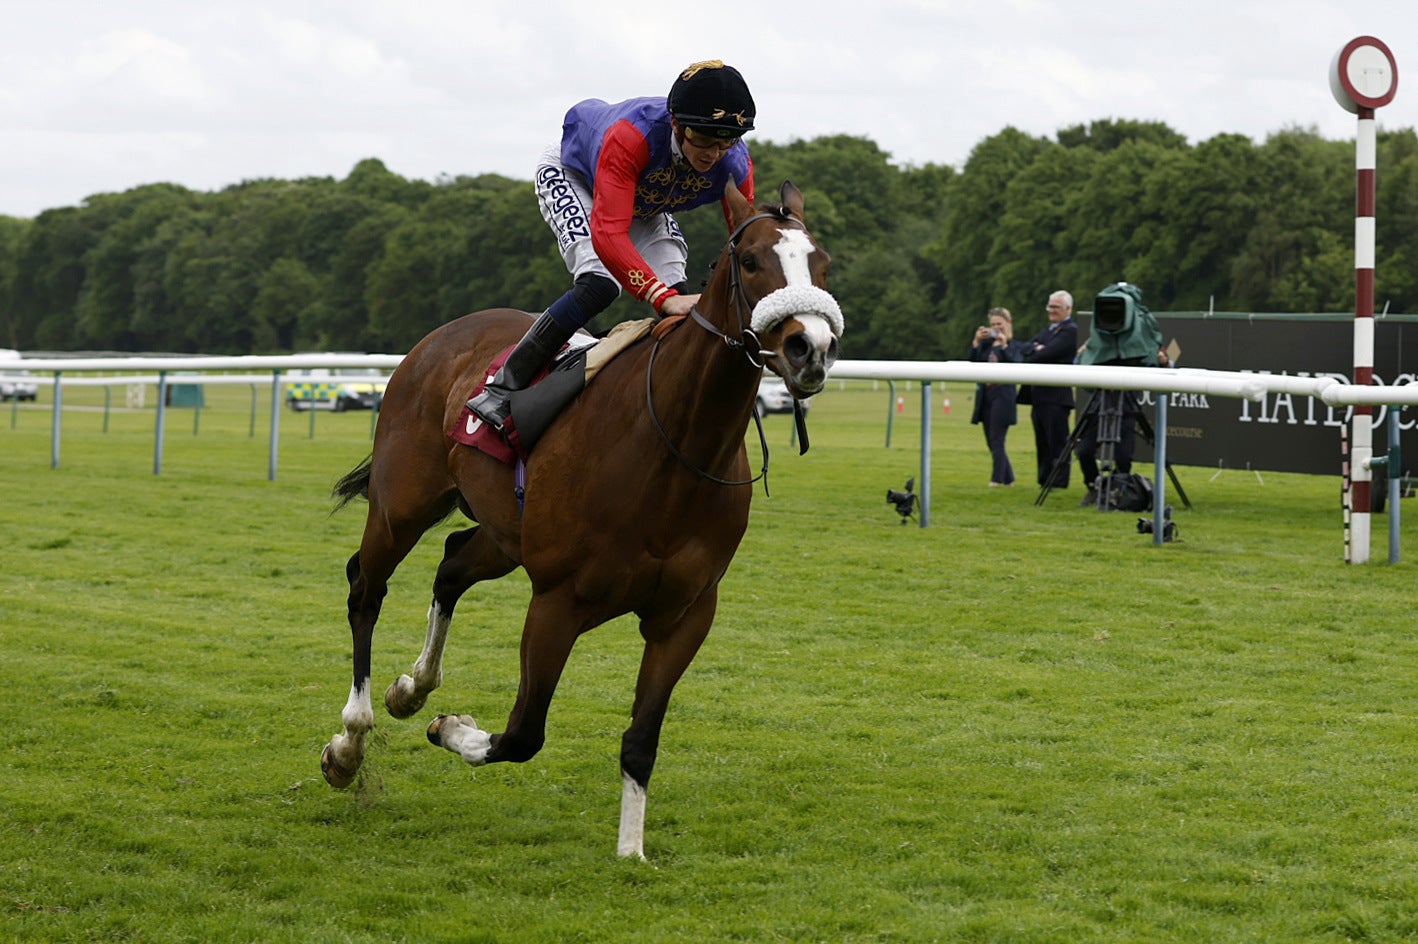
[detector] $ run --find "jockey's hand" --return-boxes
[659,294,700,318]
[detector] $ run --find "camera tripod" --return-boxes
[1034,388,1191,510]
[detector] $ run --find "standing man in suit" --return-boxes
[1018,290,1078,489]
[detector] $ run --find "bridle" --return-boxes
[686,208,800,369]
[645,208,807,491]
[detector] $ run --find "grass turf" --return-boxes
[2,379,1416,943]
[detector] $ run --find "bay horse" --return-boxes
[320,179,842,858]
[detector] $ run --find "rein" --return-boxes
[643,209,802,493]
[645,336,773,492]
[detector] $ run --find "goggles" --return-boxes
[681,126,742,152]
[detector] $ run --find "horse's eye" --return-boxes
[739,253,758,273]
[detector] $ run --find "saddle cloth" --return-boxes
[447,317,657,465]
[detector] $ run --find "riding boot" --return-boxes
[466,311,573,429]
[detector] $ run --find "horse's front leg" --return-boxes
[619,585,718,859]
[427,586,584,767]
[388,527,517,719]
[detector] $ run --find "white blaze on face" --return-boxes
[769,228,837,350]
[748,226,844,339]
[772,229,816,288]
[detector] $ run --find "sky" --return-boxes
[2,0,1415,219]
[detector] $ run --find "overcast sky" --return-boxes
[2,0,1414,219]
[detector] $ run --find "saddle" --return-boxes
[448,317,667,465]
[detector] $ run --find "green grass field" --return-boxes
[3,379,1417,943]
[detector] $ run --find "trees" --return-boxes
[8,206,97,350]
[932,126,1051,333]
[4,123,1417,359]
[0,215,29,348]
[1223,127,1352,312]
[1141,133,1261,310]
[1374,128,1418,310]
[72,185,199,350]
[980,143,1101,333]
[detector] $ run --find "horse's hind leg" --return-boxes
[322,492,449,789]
[322,550,385,789]
[385,526,517,719]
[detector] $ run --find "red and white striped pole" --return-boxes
[1331,36,1398,564]
[1349,105,1377,562]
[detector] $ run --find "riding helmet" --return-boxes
[667,60,756,136]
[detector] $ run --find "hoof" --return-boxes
[426,714,492,765]
[385,676,427,719]
[321,743,358,789]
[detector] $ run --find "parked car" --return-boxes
[0,349,38,401]
[0,371,38,401]
[756,375,808,415]
[284,368,388,412]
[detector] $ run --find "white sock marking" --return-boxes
[411,601,450,691]
[341,680,374,732]
[618,771,647,859]
[438,715,492,765]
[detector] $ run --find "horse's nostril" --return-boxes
[783,333,811,367]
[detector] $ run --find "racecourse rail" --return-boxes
[6,353,1413,548]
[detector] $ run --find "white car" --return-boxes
[0,349,37,401]
[756,375,808,415]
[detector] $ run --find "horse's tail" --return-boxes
[332,455,373,510]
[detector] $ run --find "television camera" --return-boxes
[1036,282,1191,515]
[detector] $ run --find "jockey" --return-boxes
[467,60,757,429]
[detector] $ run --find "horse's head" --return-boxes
[721,180,842,398]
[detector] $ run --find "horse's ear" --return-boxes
[724,177,754,228]
[779,180,804,221]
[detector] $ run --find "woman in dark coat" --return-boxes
[969,307,1024,486]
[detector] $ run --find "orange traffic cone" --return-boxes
[896,396,904,413]
[943,395,951,414]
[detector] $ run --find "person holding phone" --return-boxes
[969,306,1024,486]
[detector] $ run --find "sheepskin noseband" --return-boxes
[749,284,844,338]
